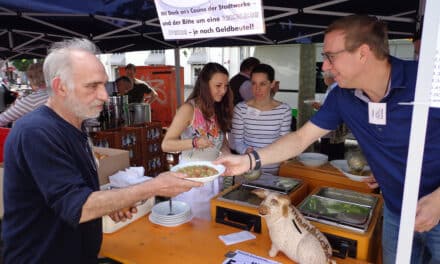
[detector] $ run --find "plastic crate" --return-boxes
[89,131,121,149]
[0,128,11,162]
[143,153,167,177]
[131,122,163,145]
[120,127,143,165]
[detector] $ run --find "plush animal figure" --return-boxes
[253,189,335,264]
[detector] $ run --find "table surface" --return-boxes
[100,216,372,264]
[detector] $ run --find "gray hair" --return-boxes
[43,38,100,95]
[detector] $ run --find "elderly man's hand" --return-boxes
[148,171,203,197]
[109,206,138,223]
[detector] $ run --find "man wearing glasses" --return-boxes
[216,14,440,264]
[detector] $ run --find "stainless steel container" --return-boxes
[129,103,151,125]
[103,95,129,128]
[298,187,378,232]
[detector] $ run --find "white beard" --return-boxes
[64,90,102,120]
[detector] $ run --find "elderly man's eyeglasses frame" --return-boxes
[321,49,347,64]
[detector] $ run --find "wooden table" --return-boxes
[279,160,377,194]
[100,216,372,264]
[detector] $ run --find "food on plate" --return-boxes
[347,151,367,172]
[177,165,218,178]
[303,196,370,217]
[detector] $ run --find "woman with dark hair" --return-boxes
[230,63,291,175]
[162,62,233,219]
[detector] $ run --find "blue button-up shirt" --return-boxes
[311,56,440,215]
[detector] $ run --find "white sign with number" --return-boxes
[154,0,265,40]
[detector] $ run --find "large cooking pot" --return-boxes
[129,103,151,125]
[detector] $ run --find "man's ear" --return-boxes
[51,77,68,97]
[358,44,371,63]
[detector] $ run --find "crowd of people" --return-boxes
[0,13,436,264]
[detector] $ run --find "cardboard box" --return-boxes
[100,183,155,233]
[93,147,130,185]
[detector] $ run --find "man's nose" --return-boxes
[97,85,109,102]
[322,59,332,72]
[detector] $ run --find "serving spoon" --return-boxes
[168,199,174,215]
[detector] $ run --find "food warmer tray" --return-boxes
[298,187,378,233]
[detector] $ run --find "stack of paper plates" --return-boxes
[148,201,192,227]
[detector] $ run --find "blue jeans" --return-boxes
[382,205,440,264]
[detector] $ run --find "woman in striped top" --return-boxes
[230,63,291,175]
[0,62,49,127]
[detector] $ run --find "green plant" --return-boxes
[11,59,41,72]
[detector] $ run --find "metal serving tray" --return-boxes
[298,187,378,233]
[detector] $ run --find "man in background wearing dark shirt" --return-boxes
[229,57,260,105]
[125,63,158,104]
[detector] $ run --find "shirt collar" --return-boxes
[354,56,407,103]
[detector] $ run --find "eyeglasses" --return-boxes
[321,49,347,64]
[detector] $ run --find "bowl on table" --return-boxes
[330,159,371,182]
[297,152,328,167]
[170,161,225,183]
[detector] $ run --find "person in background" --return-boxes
[229,57,260,105]
[161,62,233,219]
[2,38,201,263]
[216,14,440,264]
[413,29,421,60]
[115,76,133,97]
[0,62,49,127]
[230,63,291,175]
[124,63,158,104]
[271,80,297,131]
[311,71,347,160]
[0,77,8,112]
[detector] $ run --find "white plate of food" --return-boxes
[330,159,371,182]
[170,161,225,183]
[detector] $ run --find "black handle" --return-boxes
[216,217,253,231]
[332,243,348,259]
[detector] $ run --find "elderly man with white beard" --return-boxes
[1,38,201,264]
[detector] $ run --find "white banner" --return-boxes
[154,0,265,40]
[429,24,440,107]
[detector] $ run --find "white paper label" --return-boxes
[154,0,265,40]
[246,106,260,117]
[368,102,387,125]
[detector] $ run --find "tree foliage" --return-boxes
[11,59,41,72]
